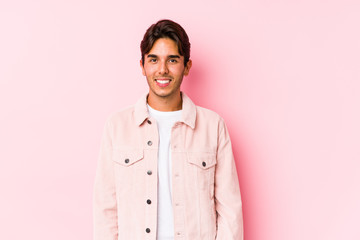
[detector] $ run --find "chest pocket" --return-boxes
[112,148,144,167]
[187,151,217,199]
[112,148,145,192]
[187,152,217,169]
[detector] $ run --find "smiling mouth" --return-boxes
[155,78,171,87]
[155,79,171,84]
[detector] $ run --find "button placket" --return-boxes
[144,116,158,239]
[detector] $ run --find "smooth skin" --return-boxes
[140,37,192,111]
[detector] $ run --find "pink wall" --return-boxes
[1,0,359,239]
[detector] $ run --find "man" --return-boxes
[93,19,244,240]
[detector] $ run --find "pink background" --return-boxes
[1,0,359,239]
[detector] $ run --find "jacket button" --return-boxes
[147,140,152,146]
[147,170,152,175]
[124,158,129,164]
[146,228,151,233]
[147,120,152,124]
[202,161,206,167]
[147,199,151,204]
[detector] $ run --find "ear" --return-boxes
[140,59,146,76]
[184,59,192,76]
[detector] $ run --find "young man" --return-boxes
[93,19,244,240]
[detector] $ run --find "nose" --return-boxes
[158,60,169,75]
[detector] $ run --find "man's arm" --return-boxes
[215,118,244,240]
[93,119,118,240]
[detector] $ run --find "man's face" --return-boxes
[140,38,192,100]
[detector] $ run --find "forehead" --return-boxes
[147,38,181,56]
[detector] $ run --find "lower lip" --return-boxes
[156,81,170,87]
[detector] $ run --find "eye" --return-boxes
[149,59,157,63]
[169,59,178,63]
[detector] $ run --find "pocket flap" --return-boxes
[187,152,217,169]
[113,148,144,166]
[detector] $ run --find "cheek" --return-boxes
[170,66,185,75]
[144,66,157,75]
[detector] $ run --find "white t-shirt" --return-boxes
[147,103,182,240]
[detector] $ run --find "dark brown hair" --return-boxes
[140,19,191,66]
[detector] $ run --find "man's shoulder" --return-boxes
[195,105,225,124]
[104,104,136,126]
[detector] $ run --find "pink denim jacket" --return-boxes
[93,91,244,240]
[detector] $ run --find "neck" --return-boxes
[147,91,183,112]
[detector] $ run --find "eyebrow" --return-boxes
[146,54,181,59]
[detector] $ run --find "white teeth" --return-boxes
[156,80,170,84]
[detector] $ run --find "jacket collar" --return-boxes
[134,91,196,129]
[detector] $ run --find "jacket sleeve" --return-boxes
[93,118,118,240]
[215,118,244,240]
